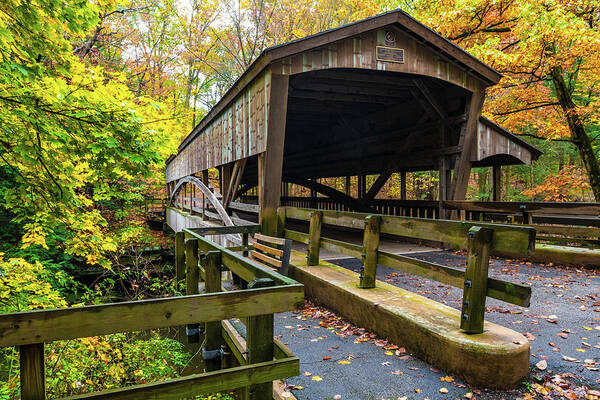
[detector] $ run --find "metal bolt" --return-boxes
[464,280,472,288]
[462,314,469,320]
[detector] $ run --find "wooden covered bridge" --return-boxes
[165,9,541,235]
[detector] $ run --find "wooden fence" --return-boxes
[236,196,599,248]
[279,207,535,334]
[238,195,439,218]
[2,223,302,400]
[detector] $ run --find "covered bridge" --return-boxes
[165,9,542,234]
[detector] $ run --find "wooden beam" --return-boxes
[260,72,289,235]
[450,90,485,201]
[246,279,276,400]
[492,166,501,201]
[64,357,299,400]
[400,172,407,201]
[364,170,393,202]
[414,79,447,119]
[20,343,45,400]
[0,286,304,347]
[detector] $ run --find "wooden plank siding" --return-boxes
[166,70,271,182]
[166,12,501,183]
[272,28,482,92]
[475,118,540,165]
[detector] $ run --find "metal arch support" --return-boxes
[170,176,234,227]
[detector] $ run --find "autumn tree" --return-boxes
[0,0,183,265]
[401,0,600,200]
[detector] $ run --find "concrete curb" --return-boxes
[288,252,530,389]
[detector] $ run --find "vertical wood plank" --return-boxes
[359,215,381,289]
[492,165,502,201]
[450,90,485,203]
[202,251,223,372]
[307,211,323,265]
[460,226,493,333]
[20,343,45,400]
[175,231,185,284]
[246,278,275,400]
[260,71,289,236]
[400,171,407,202]
[186,238,200,343]
[345,176,351,196]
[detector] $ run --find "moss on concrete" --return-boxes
[289,251,529,389]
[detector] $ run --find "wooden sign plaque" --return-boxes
[376,46,404,64]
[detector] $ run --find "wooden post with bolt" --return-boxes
[185,238,200,343]
[460,226,493,333]
[245,278,275,400]
[359,215,381,289]
[307,211,323,265]
[202,250,223,372]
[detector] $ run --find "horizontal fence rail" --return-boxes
[280,206,535,333]
[236,195,599,248]
[4,226,303,400]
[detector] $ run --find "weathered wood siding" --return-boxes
[166,70,271,182]
[272,28,482,92]
[475,120,532,165]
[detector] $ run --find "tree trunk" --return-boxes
[551,66,600,200]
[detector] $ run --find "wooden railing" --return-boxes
[444,200,600,248]
[2,224,302,400]
[237,195,439,218]
[235,196,599,248]
[279,207,535,334]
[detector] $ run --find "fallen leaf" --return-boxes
[391,370,403,375]
[536,360,547,370]
[440,387,449,394]
[322,357,331,360]
[440,376,454,383]
[337,360,350,365]
[562,355,581,363]
[414,388,421,393]
[312,376,322,381]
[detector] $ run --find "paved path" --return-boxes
[274,249,600,400]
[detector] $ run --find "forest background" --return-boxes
[0,0,598,397]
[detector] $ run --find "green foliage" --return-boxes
[0,332,192,399]
[0,0,183,267]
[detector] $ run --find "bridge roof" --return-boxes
[166,10,541,187]
[175,9,502,155]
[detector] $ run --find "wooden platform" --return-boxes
[288,251,530,388]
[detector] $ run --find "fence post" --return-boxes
[185,238,200,343]
[359,215,380,289]
[307,211,323,265]
[277,207,286,237]
[20,343,45,400]
[246,278,275,400]
[460,226,493,333]
[175,231,185,284]
[201,251,223,372]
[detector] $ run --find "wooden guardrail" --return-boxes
[280,207,535,334]
[177,225,302,400]
[2,225,302,400]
